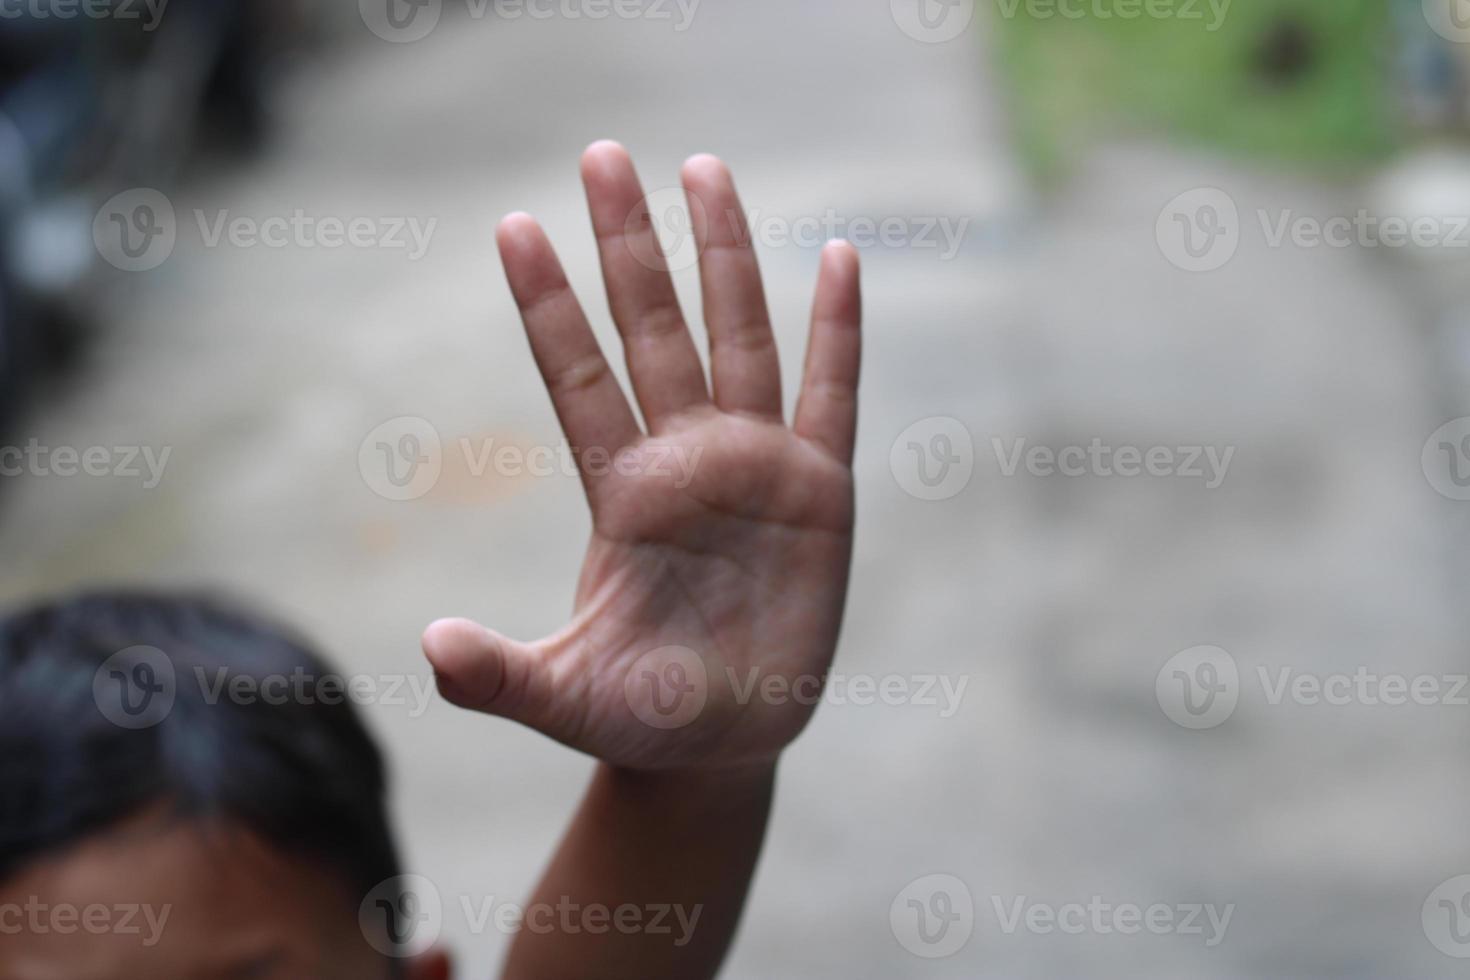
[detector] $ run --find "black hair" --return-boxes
[0,591,402,906]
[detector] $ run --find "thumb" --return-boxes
[421,618,550,724]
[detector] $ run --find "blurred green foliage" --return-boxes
[991,0,1400,178]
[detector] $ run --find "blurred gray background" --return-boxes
[3,0,1470,976]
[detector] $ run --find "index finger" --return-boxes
[497,212,643,473]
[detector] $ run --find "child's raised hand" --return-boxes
[423,141,861,772]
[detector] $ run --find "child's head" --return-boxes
[0,592,449,980]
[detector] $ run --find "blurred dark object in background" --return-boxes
[0,0,307,432]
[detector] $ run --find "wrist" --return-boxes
[598,759,777,805]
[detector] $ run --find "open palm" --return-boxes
[423,142,862,771]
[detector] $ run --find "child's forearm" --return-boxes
[500,763,776,980]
